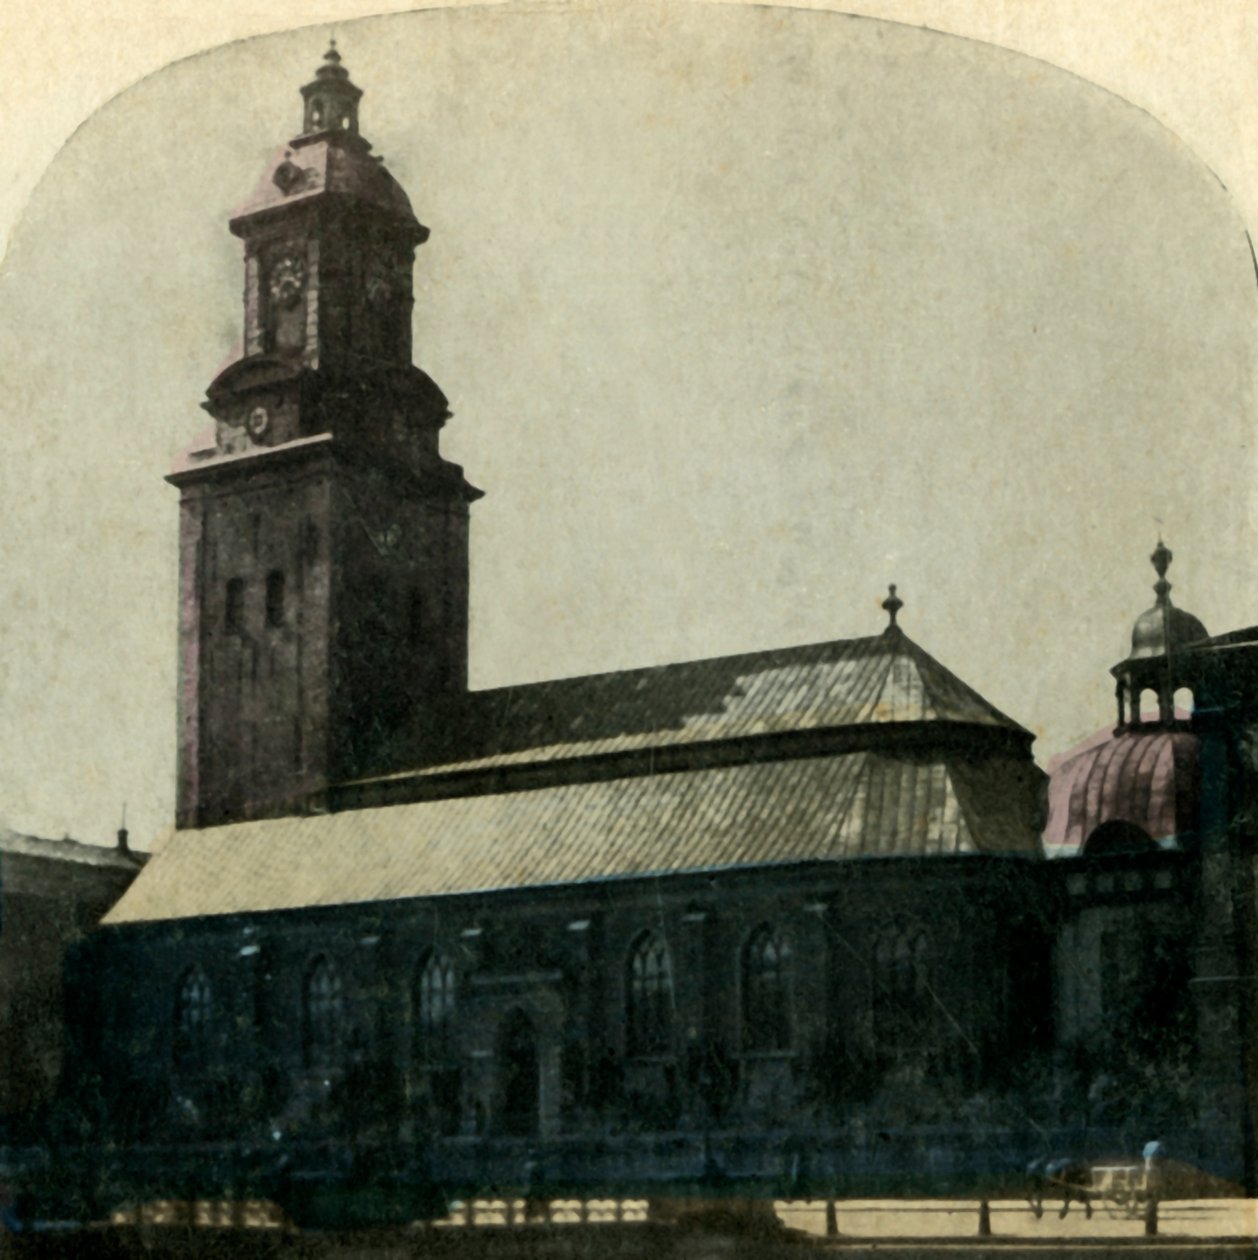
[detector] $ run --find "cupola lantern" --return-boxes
[299,41,362,140]
[1111,540,1207,729]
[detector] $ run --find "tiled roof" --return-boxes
[382,626,1028,778]
[105,747,1042,924]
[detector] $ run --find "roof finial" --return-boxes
[1151,537,1172,604]
[325,37,341,65]
[882,583,904,630]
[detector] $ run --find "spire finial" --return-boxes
[882,583,904,630]
[325,38,341,64]
[1151,538,1173,603]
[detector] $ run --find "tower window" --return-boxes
[266,570,286,628]
[225,578,245,634]
[627,932,674,1056]
[409,590,424,642]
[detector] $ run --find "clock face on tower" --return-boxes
[246,406,270,439]
[268,253,306,309]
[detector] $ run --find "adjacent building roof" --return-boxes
[0,827,143,873]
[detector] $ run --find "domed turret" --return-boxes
[1046,541,1207,854]
[1111,541,1206,729]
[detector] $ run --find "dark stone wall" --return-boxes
[177,460,335,827]
[74,855,1062,1188]
[0,856,139,1130]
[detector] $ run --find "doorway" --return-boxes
[497,1008,539,1136]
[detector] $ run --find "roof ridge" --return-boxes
[468,633,893,699]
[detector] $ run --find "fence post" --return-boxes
[825,1198,839,1236]
[1144,1196,1158,1237]
[978,1199,992,1237]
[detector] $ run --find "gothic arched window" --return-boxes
[873,926,932,1050]
[265,570,286,628]
[225,577,245,634]
[627,932,674,1056]
[173,965,214,1068]
[742,925,792,1052]
[303,956,344,1069]
[415,950,456,1062]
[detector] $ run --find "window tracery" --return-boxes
[627,932,673,1056]
[303,956,344,1069]
[742,925,792,1052]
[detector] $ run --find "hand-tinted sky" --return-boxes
[0,3,1255,848]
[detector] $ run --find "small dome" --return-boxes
[1126,539,1207,660]
[1129,603,1209,660]
[1043,726,1199,856]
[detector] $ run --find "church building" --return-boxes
[60,48,1258,1215]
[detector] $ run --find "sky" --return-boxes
[1,1,1257,850]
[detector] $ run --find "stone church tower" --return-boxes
[169,46,480,828]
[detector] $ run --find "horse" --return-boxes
[1027,1156,1093,1219]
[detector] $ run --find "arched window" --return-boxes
[173,965,214,1068]
[265,570,286,628]
[303,957,344,1069]
[627,932,674,1056]
[742,925,792,1051]
[873,926,931,1050]
[415,950,456,1062]
[225,577,245,634]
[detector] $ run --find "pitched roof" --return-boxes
[0,827,144,872]
[105,746,1041,924]
[381,626,1028,779]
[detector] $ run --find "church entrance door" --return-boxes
[497,1008,539,1136]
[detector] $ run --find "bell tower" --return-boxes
[170,45,481,828]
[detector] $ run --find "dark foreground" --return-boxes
[5,1221,1258,1260]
